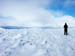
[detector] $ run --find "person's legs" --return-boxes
[66,31,68,35]
[64,29,68,35]
[65,31,68,35]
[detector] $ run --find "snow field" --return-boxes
[0,28,75,56]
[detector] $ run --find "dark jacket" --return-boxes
[64,24,68,32]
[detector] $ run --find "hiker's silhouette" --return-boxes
[64,23,68,35]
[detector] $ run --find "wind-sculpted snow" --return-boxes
[0,28,75,56]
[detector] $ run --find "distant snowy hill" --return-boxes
[0,27,75,56]
[0,26,25,29]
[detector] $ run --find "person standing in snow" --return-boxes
[64,23,68,35]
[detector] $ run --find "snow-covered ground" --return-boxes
[0,27,75,56]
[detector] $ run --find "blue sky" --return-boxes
[48,0,75,17]
[0,0,75,27]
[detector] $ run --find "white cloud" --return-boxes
[55,16,75,27]
[0,0,75,27]
[0,0,54,26]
